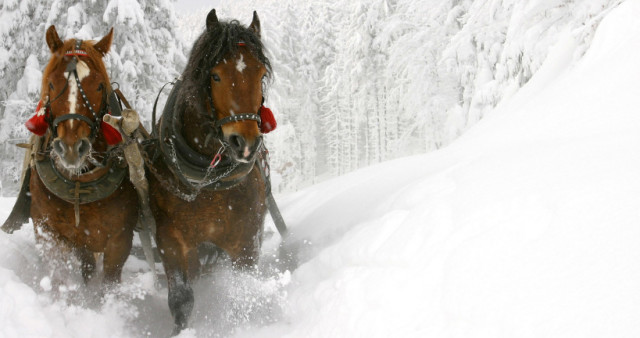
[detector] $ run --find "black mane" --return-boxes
[176,19,271,118]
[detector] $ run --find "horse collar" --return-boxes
[35,155,127,205]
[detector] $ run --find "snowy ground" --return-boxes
[2,1,640,337]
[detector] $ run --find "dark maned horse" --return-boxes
[147,9,272,333]
[27,26,138,289]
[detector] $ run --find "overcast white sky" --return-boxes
[174,0,221,14]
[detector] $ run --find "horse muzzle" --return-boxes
[226,134,262,163]
[51,137,91,169]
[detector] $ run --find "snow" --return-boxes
[2,0,640,337]
[103,0,145,27]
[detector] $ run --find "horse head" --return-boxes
[186,10,271,164]
[41,25,114,172]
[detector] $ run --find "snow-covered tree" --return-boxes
[0,0,50,195]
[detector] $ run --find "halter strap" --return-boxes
[64,39,87,57]
[52,113,95,129]
[206,83,262,131]
[214,113,261,128]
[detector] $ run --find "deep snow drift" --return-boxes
[2,1,640,337]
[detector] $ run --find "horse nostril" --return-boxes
[76,139,91,157]
[52,139,65,155]
[229,134,245,152]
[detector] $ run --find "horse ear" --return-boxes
[206,9,219,31]
[93,28,114,56]
[249,11,261,37]
[46,25,63,53]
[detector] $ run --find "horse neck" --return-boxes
[180,99,221,157]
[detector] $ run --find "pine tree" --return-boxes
[0,0,49,194]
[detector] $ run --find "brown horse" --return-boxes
[28,26,138,290]
[146,9,271,333]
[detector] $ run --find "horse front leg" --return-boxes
[225,235,261,271]
[103,229,133,286]
[76,247,96,284]
[33,222,78,295]
[157,226,194,335]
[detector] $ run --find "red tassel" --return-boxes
[259,106,276,134]
[25,114,48,136]
[25,101,49,136]
[101,121,122,145]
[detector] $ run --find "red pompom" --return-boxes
[259,106,276,134]
[101,121,122,145]
[25,101,49,136]
[25,114,48,136]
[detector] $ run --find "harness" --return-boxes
[35,154,127,204]
[146,78,265,201]
[145,46,287,236]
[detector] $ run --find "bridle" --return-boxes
[44,39,109,141]
[151,44,265,141]
[204,82,263,135]
[204,40,264,136]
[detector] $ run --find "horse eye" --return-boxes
[97,83,104,91]
[211,73,221,82]
[49,83,54,90]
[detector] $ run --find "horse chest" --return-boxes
[151,169,267,244]
[30,171,138,251]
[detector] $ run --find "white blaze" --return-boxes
[236,54,246,73]
[64,60,90,128]
[37,96,49,116]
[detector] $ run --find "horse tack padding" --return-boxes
[1,168,32,234]
[34,156,127,204]
[1,134,41,233]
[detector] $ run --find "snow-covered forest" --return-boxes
[0,0,623,194]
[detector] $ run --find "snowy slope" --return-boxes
[238,1,640,336]
[1,1,640,337]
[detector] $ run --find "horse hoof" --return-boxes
[171,322,188,336]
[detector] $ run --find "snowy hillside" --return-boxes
[1,0,640,337]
